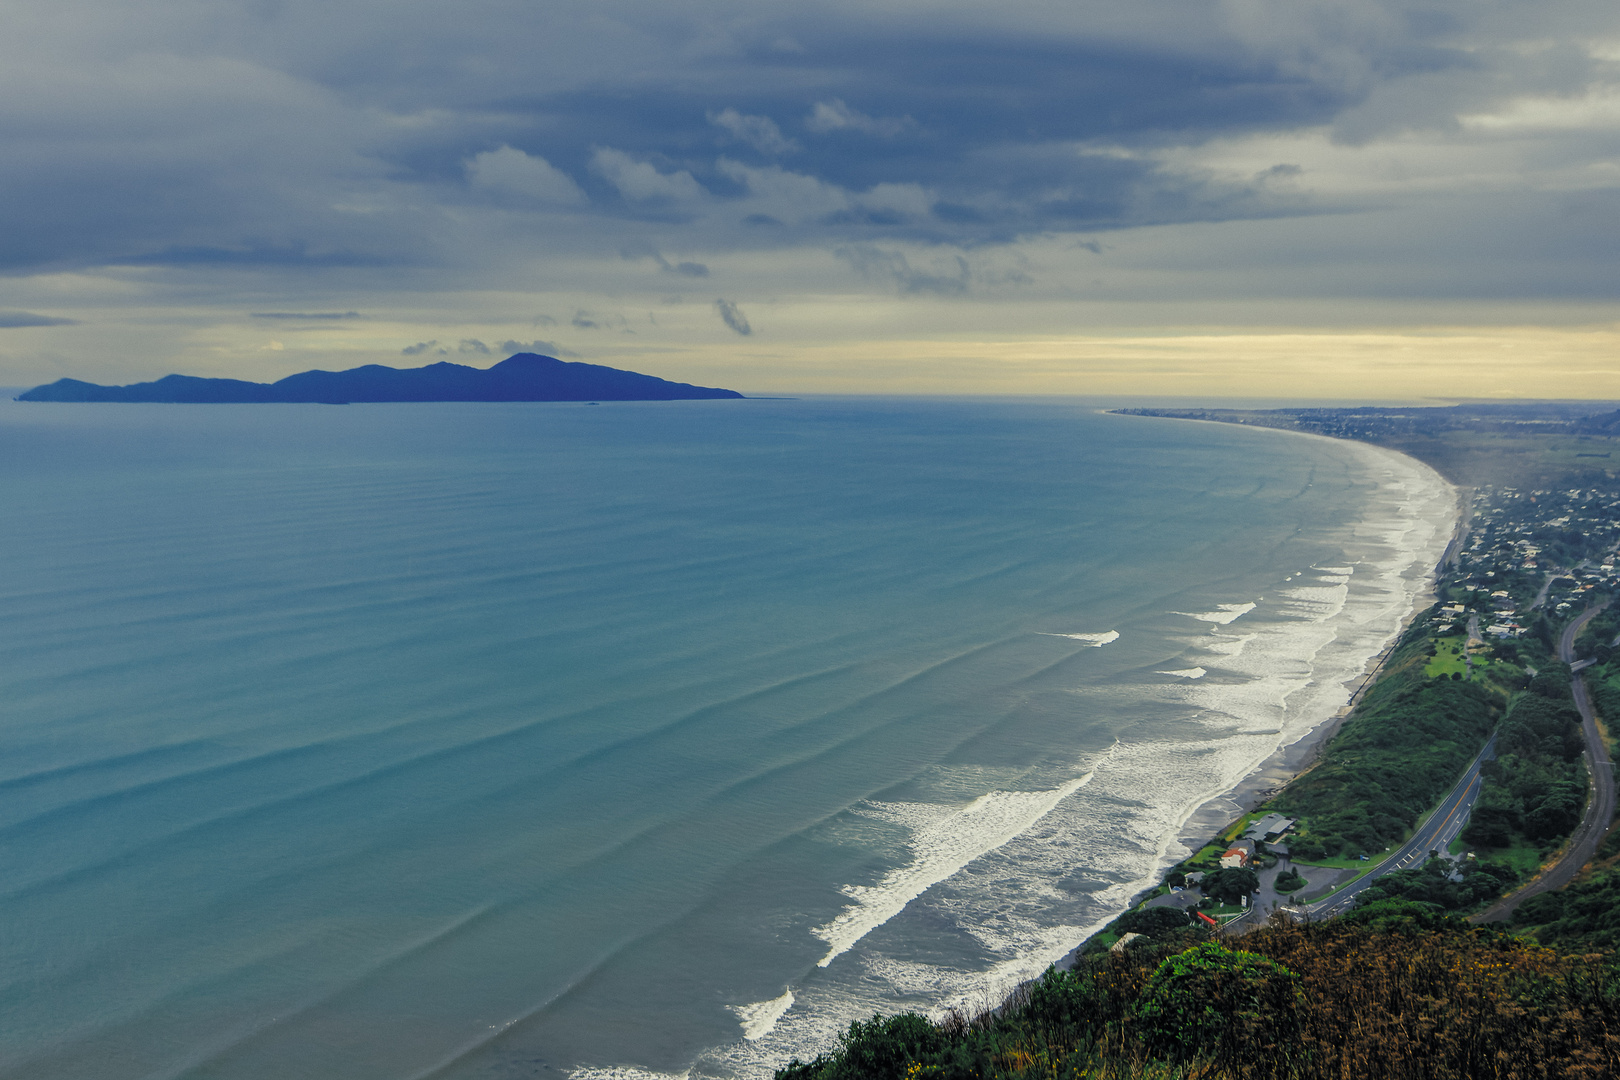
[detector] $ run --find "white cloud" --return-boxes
[708,108,799,155]
[589,147,706,202]
[717,159,849,222]
[465,145,587,205]
[717,159,935,224]
[805,99,913,136]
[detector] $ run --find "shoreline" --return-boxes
[1065,419,1462,958]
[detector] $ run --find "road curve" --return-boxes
[1474,602,1614,924]
[1303,735,1497,920]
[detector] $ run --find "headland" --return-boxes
[15,352,744,403]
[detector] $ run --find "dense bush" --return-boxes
[775,920,1620,1080]
[1133,942,1302,1071]
[1351,857,1520,911]
[1274,671,1501,858]
[1200,867,1260,905]
[1462,681,1587,850]
[1513,835,1620,952]
[1115,906,1192,937]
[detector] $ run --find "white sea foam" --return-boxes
[573,1068,690,1080]
[1037,630,1118,646]
[1176,601,1257,625]
[811,774,1094,967]
[732,989,795,1041]
[700,436,1458,1080]
[1158,667,1207,679]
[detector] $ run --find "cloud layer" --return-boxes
[0,0,1615,391]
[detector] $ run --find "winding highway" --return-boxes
[1474,601,1614,923]
[1304,734,1497,919]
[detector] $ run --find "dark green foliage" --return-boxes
[1274,675,1500,857]
[1496,694,1585,761]
[1341,897,1462,934]
[1288,837,1326,861]
[1591,656,1620,731]
[1132,942,1302,1069]
[777,1014,952,1080]
[1352,857,1520,911]
[1201,867,1260,904]
[1528,662,1575,701]
[1515,862,1620,951]
[1462,678,1587,853]
[1115,906,1191,937]
[1274,869,1308,893]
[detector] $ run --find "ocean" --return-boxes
[0,396,1455,1080]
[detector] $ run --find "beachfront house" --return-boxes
[1219,839,1254,869]
[1242,813,1295,842]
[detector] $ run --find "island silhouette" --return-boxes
[16,353,743,403]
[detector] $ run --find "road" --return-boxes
[1302,734,1497,919]
[1474,602,1614,923]
[1530,571,1556,611]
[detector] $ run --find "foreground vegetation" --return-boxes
[779,918,1620,1080]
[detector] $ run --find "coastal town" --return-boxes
[1087,405,1620,946]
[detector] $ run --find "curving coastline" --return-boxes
[1065,420,1460,958]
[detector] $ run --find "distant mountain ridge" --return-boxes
[16,354,744,403]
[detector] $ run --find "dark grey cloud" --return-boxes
[119,244,394,269]
[0,0,1613,312]
[620,243,710,277]
[0,311,77,327]
[402,340,447,355]
[714,298,752,335]
[836,246,970,295]
[458,339,491,354]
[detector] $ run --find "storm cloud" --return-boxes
[0,0,1615,390]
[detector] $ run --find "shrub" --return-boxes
[1274,870,1308,893]
[1132,942,1303,1073]
[1117,906,1193,937]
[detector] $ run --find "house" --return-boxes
[1242,813,1296,842]
[1219,839,1254,869]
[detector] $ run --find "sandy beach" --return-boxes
[1116,426,1461,922]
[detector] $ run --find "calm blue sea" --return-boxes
[0,396,1453,1080]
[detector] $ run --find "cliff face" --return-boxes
[17,354,744,403]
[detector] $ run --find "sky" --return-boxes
[2,0,1618,398]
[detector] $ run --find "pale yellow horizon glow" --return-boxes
[6,283,1616,403]
[598,324,1620,400]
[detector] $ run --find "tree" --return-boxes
[1132,942,1303,1074]
[1202,866,1260,904]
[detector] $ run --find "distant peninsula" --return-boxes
[16,353,744,404]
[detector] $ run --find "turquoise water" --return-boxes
[0,397,1453,1080]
